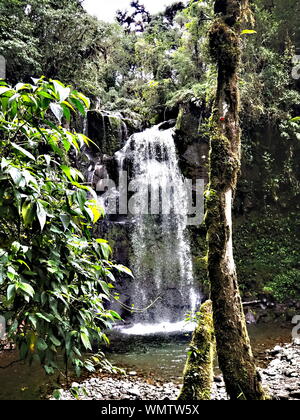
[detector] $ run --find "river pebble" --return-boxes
[52,341,300,400]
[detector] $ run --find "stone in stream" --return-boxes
[277,393,290,400]
[289,391,300,399]
[263,370,277,377]
[128,371,137,376]
[270,345,283,356]
[128,387,141,397]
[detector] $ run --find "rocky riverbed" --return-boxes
[53,341,300,401]
[261,341,300,400]
[52,375,180,401]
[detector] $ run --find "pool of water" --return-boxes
[0,350,51,400]
[107,323,292,382]
[0,323,292,399]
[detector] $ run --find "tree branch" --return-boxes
[0,359,22,369]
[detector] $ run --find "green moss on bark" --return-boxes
[205,0,268,400]
[209,20,240,76]
[178,300,215,401]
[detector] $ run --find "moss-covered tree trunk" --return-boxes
[178,300,214,400]
[206,0,267,400]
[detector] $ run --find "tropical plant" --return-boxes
[0,77,130,376]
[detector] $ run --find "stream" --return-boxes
[0,323,292,400]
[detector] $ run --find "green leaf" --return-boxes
[80,332,92,350]
[44,366,54,375]
[76,190,87,211]
[36,201,47,231]
[15,83,32,92]
[7,266,17,280]
[60,137,71,152]
[0,87,13,95]
[16,282,35,298]
[50,102,64,122]
[8,166,22,186]
[37,91,54,100]
[28,315,37,329]
[8,93,20,104]
[241,29,257,35]
[52,80,71,103]
[61,165,73,182]
[69,97,86,116]
[88,200,103,223]
[37,339,48,351]
[36,313,51,322]
[22,201,35,226]
[16,260,31,270]
[60,214,71,231]
[99,242,112,260]
[11,142,35,161]
[61,101,76,112]
[61,104,71,122]
[95,239,108,244]
[114,264,134,278]
[7,284,16,301]
[50,335,61,347]
[53,389,63,400]
[75,92,90,109]
[290,117,300,122]
[72,182,97,200]
[109,310,122,321]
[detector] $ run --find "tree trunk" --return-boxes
[206,0,267,400]
[178,300,214,400]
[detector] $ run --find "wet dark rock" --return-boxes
[269,345,283,356]
[277,393,289,400]
[129,371,137,376]
[245,309,257,324]
[289,391,300,399]
[128,387,141,397]
[86,110,141,156]
[263,370,277,377]
[158,120,176,130]
[174,102,209,183]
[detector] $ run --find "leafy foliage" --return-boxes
[234,214,300,301]
[0,78,128,375]
[264,270,300,303]
[0,0,129,98]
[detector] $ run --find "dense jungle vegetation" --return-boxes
[0,0,300,393]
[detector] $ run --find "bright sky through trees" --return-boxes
[83,0,183,22]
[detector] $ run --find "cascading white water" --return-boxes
[116,124,201,333]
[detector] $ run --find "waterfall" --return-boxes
[116,124,201,333]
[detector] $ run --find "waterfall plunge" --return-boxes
[115,124,201,334]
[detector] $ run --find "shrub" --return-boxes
[0,78,130,376]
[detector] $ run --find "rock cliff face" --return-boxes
[83,104,300,217]
[79,102,300,310]
[174,102,209,185]
[84,103,211,199]
[86,110,142,156]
